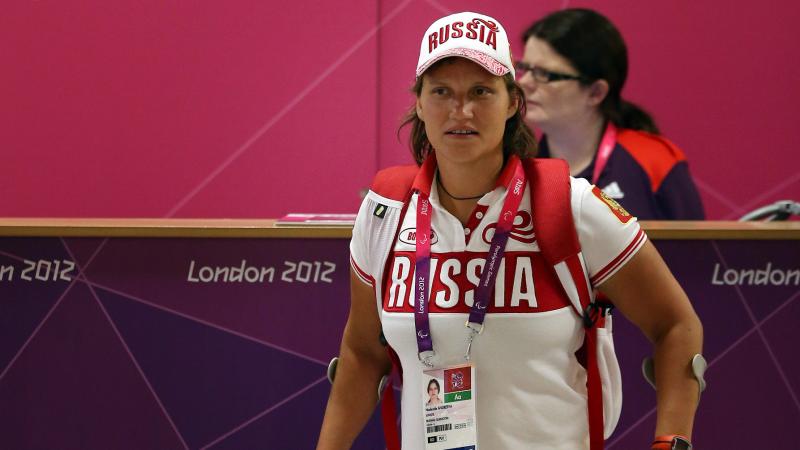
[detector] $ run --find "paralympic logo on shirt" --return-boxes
[483,210,536,244]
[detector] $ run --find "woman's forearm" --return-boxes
[316,346,391,449]
[317,316,391,450]
[317,270,392,449]
[652,315,704,439]
[598,242,705,443]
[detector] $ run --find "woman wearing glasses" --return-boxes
[518,8,705,220]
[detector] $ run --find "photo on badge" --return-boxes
[424,373,444,410]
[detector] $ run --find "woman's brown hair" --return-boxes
[398,59,538,166]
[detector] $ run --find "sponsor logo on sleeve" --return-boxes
[373,204,388,218]
[592,186,632,223]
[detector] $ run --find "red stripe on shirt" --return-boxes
[350,255,375,286]
[590,228,646,286]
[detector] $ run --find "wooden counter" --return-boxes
[1,218,798,239]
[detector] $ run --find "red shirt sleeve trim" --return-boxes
[590,228,647,286]
[350,255,375,286]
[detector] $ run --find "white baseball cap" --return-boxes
[416,11,514,79]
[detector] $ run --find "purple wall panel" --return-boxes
[1,1,798,219]
[0,236,387,449]
[0,280,188,449]
[609,239,800,447]
[1,236,798,448]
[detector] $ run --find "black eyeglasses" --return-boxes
[514,61,586,83]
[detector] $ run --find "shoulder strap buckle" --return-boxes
[582,301,615,328]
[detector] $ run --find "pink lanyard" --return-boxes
[591,122,617,185]
[414,157,526,365]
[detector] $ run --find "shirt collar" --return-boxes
[413,152,521,196]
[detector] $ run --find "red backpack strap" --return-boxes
[526,158,605,450]
[524,159,580,265]
[370,164,420,202]
[524,159,592,312]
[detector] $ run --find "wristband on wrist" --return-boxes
[652,435,692,450]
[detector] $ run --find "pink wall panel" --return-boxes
[1,0,378,218]
[1,0,798,219]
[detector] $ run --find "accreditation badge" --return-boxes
[421,363,477,450]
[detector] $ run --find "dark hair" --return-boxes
[523,8,659,134]
[398,58,538,166]
[427,379,440,392]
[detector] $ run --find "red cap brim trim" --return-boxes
[416,47,509,78]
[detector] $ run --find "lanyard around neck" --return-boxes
[590,122,617,185]
[413,157,526,365]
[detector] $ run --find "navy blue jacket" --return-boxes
[539,129,705,220]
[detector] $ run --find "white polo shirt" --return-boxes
[350,158,645,449]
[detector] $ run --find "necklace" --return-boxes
[436,173,489,201]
